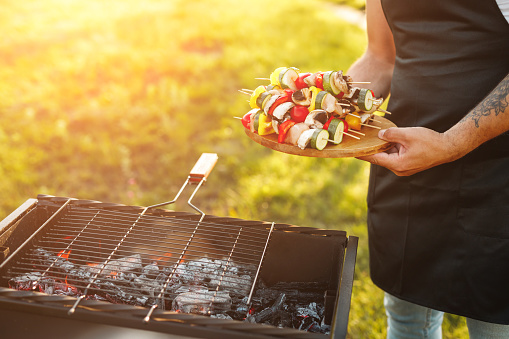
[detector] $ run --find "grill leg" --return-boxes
[331,235,358,339]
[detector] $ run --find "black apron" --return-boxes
[369,0,509,324]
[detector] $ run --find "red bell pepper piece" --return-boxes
[294,72,311,90]
[278,120,296,143]
[267,92,293,117]
[323,115,335,130]
[283,89,295,96]
[315,72,324,90]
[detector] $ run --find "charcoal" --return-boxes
[10,251,331,334]
[211,313,233,320]
[246,293,286,323]
[297,302,322,320]
[97,254,143,276]
[143,262,159,279]
[209,273,251,296]
[172,290,231,315]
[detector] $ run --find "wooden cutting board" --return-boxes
[244,115,396,158]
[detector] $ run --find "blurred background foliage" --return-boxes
[0,0,466,337]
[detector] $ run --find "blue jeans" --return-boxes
[384,293,509,339]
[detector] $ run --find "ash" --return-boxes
[9,248,330,334]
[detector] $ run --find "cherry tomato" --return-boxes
[341,119,349,133]
[290,105,309,123]
[241,112,251,129]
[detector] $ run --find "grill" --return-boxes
[0,154,358,339]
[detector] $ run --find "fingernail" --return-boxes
[379,129,386,138]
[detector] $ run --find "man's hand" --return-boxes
[356,127,461,176]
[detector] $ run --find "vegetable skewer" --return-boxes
[240,67,389,150]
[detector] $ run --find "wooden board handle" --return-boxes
[189,153,218,183]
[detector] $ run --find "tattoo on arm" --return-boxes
[462,75,509,128]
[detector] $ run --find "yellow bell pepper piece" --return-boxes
[258,113,275,135]
[308,86,321,112]
[249,85,267,109]
[269,67,287,87]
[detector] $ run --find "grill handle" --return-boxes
[189,153,218,184]
[147,153,218,213]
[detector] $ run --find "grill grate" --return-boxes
[3,204,273,319]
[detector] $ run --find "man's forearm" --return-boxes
[347,50,394,100]
[445,73,509,160]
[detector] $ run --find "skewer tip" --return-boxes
[377,108,392,114]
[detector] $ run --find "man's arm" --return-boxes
[357,73,509,176]
[350,0,509,176]
[347,0,395,99]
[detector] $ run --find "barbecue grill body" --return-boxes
[0,196,357,339]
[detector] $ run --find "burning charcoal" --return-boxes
[296,302,330,334]
[136,296,149,306]
[9,272,43,290]
[58,260,75,272]
[296,302,321,320]
[299,316,320,332]
[211,313,233,320]
[274,309,293,329]
[143,262,159,279]
[172,290,231,315]
[245,293,286,324]
[126,272,137,282]
[235,296,250,314]
[174,285,208,295]
[102,254,143,276]
[191,257,215,273]
[174,262,194,283]
[209,273,251,296]
[140,280,162,298]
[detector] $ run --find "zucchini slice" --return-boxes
[278,67,299,91]
[327,118,345,145]
[323,70,344,96]
[357,88,374,111]
[310,129,329,150]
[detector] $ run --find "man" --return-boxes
[347,0,509,337]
